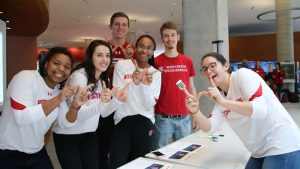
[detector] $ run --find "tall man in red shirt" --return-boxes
[97,12,134,169]
[154,21,197,148]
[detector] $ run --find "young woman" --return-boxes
[272,62,285,97]
[185,52,300,169]
[0,47,86,169]
[52,40,128,169]
[108,35,161,169]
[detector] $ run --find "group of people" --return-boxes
[253,61,286,100]
[0,11,300,169]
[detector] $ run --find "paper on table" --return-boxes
[152,141,206,160]
[118,158,172,169]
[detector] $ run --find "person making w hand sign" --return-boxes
[184,52,300,169]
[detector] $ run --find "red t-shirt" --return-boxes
[154,53,195,115]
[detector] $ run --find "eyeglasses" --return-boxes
[200,62,217,73]
[137,44,153,52]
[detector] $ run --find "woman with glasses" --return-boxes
[108,35,161,169]
[185,52,300,169]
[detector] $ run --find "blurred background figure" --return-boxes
[253,61,266,79]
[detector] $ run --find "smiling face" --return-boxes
[161,29,179,50]
[136,37,155,64]
[44,54,72,88]
[92,45,111,74]
[110,16,129,40]
[201,56,230,87]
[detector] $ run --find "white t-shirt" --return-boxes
[53,68,122,134]
[113,59,161,124]
[0,70,60,154]
[208,68,300,157]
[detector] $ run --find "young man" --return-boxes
[97,11,135,169]
[108,12,135,67]
[154,21,197,148]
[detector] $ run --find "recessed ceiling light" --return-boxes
[6,20,9,23]
[7,27,11,30]
[0,11,3,14]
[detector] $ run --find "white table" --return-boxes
[118,157,203,169]
[146,122,250,169]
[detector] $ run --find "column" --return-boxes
[275,0,294,62]
[182,0,229,114]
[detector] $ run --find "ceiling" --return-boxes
[2,0,300,48]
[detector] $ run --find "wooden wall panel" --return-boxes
[229,32,300,62]
[7,36,37,84]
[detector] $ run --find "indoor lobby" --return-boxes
[1,0,300,169]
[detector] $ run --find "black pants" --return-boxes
[53,132,99,169]
[0,147,53,169]
[97,113,115,169]
[108,115,155,169]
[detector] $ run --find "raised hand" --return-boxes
[113,83,129,103]
[132,59,143,85]
[59,78,77,101]
[141,69,157,85]
[120,44,134,59]
[207,76,225,106]
[185,91,206,114]
[72,84,94,107]
[100,81,113,103]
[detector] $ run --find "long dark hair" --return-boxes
[135,34,156,67]
[202,52,232,74]
[73,40,113,91]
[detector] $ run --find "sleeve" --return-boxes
[57,101,77,128]
[100,97,123,118]
[188,57,196,77]
[9,71,46,126]
[59,71,102,123]
[68,72,107,121]
[113,61,125,88]
[139,70,162,110]
[207,105,225,135]
[235,69,268,119]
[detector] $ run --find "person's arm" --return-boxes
[185,92,224,132]
[58,72,102,124]
[140,70,161,108]
[10,71,66,126]
[208,69,267,119]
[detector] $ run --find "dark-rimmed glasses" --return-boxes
[137,44,153,52]
[200,62,217,73]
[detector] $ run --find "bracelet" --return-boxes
[190,110,199,114]
[70,103,81,111]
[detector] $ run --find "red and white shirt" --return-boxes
[0,70,60,153]
[208,68,300,157]
[113,59,161,124]
[53,68,123,134]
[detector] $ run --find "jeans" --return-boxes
[0,147,54,169]
[154,114,191,149]
[245,150,300,169]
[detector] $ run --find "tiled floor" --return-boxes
[46,102,300,169]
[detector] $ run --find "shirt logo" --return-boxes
[124,74,133,80]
